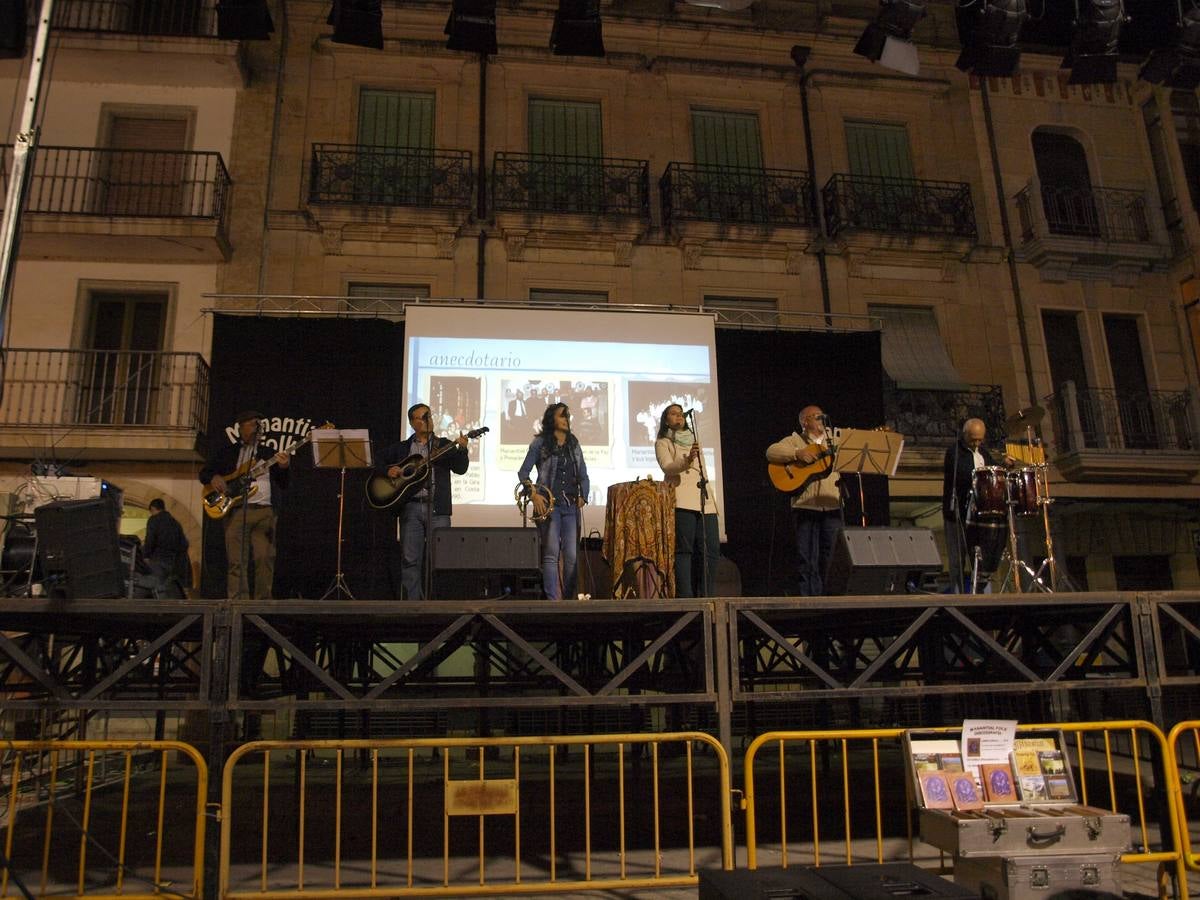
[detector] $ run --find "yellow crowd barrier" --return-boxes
[1167,721,1200,878]
[743,721,1185,900]
[0,740,208,899]
[218,732,733,898]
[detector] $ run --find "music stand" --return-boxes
[834,429,905,525]
[312,428,372,601]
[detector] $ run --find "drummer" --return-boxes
[942,418,1013,593]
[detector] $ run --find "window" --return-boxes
[843,122,917,231]
[102,115,189,216]
[356,90,436,204]
[346,283,430,300]
[691,109,765,222]
[1103,315,1155,449]
[1042,310,1096,447]
[703,295,779,328]
[528,99,603,211]
[844,122,914,180]
[1143,99,1185,254]
[868,304,966,390]
[78,291,168,425]
[358,90,434,149]
[528,288,608,305]
[1171,90,1200,214]
[1032,130,1097,237]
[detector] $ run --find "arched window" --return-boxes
[1031,129,1099,237]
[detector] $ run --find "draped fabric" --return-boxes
[602,480,676,598]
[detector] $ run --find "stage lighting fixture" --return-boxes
[1140,2,1200,90]
[444,0,497,54]
[955,0,1028,77]
[550,0,604,57]
[0,0,26,59]
[216,0,275,40]
[853,0,925,76]
[329,0,383,49]
[1063,0,1125,84]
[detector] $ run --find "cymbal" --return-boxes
[1005,405,1045,433]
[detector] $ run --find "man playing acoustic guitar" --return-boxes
[199,410,290,600]
[378,402,469,601]
[765,405,842,596]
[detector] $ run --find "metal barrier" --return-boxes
[219,732,733,897]
[1167,721,1200,879]
[0,740,208,899]
[743,721,1184,899]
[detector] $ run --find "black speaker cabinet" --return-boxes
[824,526,942,596]
[699,864,973,900]
[34,498,124,598]
[434,527,539,570]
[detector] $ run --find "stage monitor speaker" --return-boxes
[700,864,973,899]
[34,498,123,598]
[824,526,941,596]
[434,527,539,570]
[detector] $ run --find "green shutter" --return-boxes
[691,110,762,169]
[845,122,914,180]
[528,99,602,158]
[358,90,434,149]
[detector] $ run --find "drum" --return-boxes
[1007,467,1040,517]
[970,466,1008,519]
[965,520,1008,575]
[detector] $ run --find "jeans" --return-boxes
[674,509,720,597]
[395,502,449,601]
[793,507,842,596]
[538,503,579,600]
[225,504,275,600]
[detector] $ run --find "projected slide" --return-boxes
[403,305,725,535]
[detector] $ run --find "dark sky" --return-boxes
[1019,0,1185,55]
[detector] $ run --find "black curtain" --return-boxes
[716,329,884,596]
[201,316,407,599]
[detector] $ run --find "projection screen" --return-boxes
[402,305,726,539]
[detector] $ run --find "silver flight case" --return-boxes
[953,851,1123,900]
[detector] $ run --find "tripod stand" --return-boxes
[313,428,372,601]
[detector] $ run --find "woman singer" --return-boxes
[655,403,720,597]
[517,403,590,600]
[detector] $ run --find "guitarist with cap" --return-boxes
[199,410,290,600]
[765,405,843,596]
[378,402,469,600]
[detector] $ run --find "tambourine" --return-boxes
[515,481,555,524]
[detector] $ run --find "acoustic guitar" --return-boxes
[201,422,331,520]
[767,441,836,494]
[365,427,488,510]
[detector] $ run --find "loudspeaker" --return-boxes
[824,526,941,596]
[434,527,539,570]
[34,498,123,598]
[699,864,973,899]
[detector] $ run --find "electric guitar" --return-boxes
[365,427,488,510]
[767,441,837,494]
[201,422,331,520]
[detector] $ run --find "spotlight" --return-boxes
[216,0,274,40]
[551,0,604,57]
[1063,0,1125,84]
[445,0,497,54]
[955,0,1028,77]
[1141,2,1200,90]
[853,0,925,76]
[329,0,383,49]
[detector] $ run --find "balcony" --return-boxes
[1014,176,1171,283]
[882,381,1006,448]
[310,144,474,212]
[6,1,247,87]
[0,349,210,461]
[1045,382,1200,482]
[822,174,977,249]
[660,162,814,233]
[1,145,231,261]
[493,153,649,217]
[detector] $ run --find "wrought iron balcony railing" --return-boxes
[0,349,210,432]
[822,174,977,239]
[492,152,649,217]
[1016,179,1153,243]
[52,0,219,38]
[309,144,474,210]
[882,381,1006,448]
[0,145,231,229]
[1046,382,1198,453]
[660,162,813,230]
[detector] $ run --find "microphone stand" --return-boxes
[686,409,712,597]
[422,417,436,603]
[950,437,963,593]
[236,432,257,600]
[563,429,580,601]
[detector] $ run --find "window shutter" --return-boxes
[528,99,602,158]
[844,122,914,180]
[691,110,762,169]
[358,90,434,149]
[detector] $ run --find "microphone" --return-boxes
[422,411,432,421]
[682,408,695,418]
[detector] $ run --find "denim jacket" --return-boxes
[517,434,590,504]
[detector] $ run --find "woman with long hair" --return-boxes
[655,403,720,596]
[517,402,590,600]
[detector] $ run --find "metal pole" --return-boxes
[0,0,55,358]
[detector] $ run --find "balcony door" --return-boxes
[691,109,764,223]
[357,90,435,204]
[1042,310,1097,448]
[1032,130,1099,237]
[844,121,915,230]
[528,99,603,211]
[78,292,167,425]
[1103,315,1156,449]
[101,115,189,216]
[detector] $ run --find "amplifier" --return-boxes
[824,526,942,596]
[434,527,539,571]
